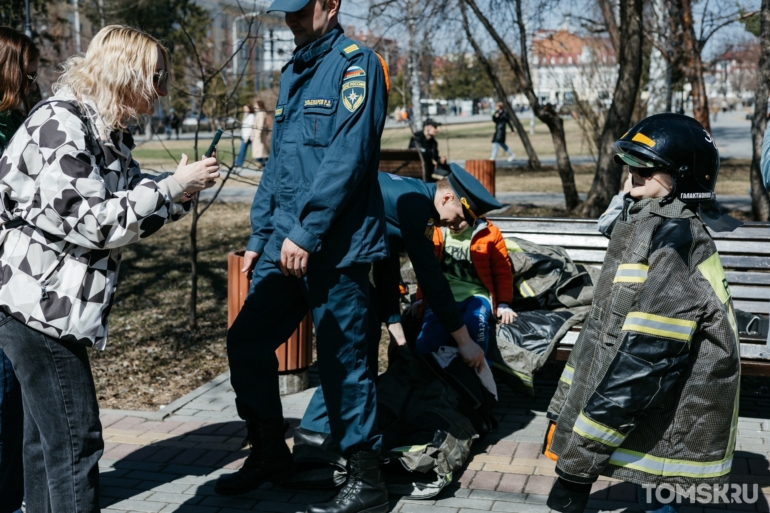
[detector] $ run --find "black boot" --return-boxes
[306,450,389,513]
[214,419,295,496]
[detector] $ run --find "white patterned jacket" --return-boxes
[0,91,188,349]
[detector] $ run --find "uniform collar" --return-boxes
[293,25,344,67]
[625,195,694,222]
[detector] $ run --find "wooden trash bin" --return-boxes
[465,160,496,196]
[227,251,313,394]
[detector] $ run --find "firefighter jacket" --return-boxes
[545,196,741,488]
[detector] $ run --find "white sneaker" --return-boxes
[489,158,496,161]
[507,154,516,162]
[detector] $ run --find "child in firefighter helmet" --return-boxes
[545,114,741,513]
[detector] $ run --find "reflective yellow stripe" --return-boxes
[491,362,533,387]
[622,312,696,342]
[559,364,574,385]
[613,263,649,283]
[517,278,536,298]
[697,253,730,304]
[573,412,626,447]
[609,448,732,478]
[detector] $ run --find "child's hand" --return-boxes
[497,304,517,324]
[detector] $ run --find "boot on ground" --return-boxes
[306,450,388,513]
[214,419,294,496]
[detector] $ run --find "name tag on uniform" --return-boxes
[304,98,334,109]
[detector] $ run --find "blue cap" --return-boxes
[267,0,312,12]
[445,163,502,223]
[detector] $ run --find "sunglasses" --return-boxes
[26,72,38,84]
[153,70,170,87]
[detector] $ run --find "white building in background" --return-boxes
[529,30,617,108]
[705,43,759,108]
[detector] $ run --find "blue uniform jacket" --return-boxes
[375,173,464,333]
[247,26,388,268]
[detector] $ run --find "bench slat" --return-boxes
[725,272,770,286]
[733,300,769,314]
[502,233,609,249]
[731,286,770,300]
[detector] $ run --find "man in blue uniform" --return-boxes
[215,2,391,512]
[300,164,503,435]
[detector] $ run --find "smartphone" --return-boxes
[205,129,224,158]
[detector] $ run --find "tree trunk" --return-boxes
[580,0,644,218]
[751,0,770,221]
[189,200,199,329]
[459,3,540,169]
[463,0,579,209]
[676,0,710,131]
[407,13,423,131]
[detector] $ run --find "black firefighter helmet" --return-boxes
[612,113,719,203]
[612,113,742,232]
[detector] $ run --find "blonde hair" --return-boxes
[54,25,168,136]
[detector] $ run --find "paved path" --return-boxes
[96,365,770,513]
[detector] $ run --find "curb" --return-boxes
[101,371,231,421]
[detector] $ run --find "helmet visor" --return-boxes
[616,152,659,169]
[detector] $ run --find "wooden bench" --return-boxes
[488,216,770,376]
[379,149,427,181]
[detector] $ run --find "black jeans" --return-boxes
[0,347,23,513]
[0,311,102,513]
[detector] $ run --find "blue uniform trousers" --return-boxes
[0,347,23,513]
[228,257,380,453]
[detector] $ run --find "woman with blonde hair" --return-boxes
[0,25,219,511]
[251,99,270,168]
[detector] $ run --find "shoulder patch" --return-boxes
[341,76,366,113]
[344,65,366,81]
[651,218,693,267]
[341,43,362,59]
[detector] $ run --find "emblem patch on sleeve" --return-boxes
[425,218,435,240]
[342,66,367,113]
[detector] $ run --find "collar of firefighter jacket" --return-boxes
[293,25,344,68]
[625,197,695,223]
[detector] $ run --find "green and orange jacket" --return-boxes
[416,219,513,311]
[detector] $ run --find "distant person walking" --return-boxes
[251,100,269,169]
[491,102,515,162]
[235,104,256,167]
[167,108,181,140]
[0,26,39,513]
[0,26,219,512]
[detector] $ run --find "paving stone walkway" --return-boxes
[97,365,770,513]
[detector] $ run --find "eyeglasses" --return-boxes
[153,70,170,87]
[26,72,38,84]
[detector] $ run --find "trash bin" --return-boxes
[227,251,312,395]
[465,160,496,196]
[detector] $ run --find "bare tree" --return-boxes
[462,0,579,209]
[578,0,644,217]
[173,7,265,329]
[750,0,770,221]
[458,1,540,168]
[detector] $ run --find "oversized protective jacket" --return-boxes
[546,197,740,487]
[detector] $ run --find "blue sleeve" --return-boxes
[246,160,276,254]
[287,51,388,252]
[762,123,770,191]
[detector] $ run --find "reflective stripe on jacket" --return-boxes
[546,198,740,488]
